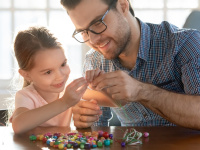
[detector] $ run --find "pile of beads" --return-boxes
[29,130,114,149]
[120,128,149,147]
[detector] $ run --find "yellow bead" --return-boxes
[58,143,64,149]
[39,135,44,140]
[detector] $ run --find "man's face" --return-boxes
[68,0,131,60]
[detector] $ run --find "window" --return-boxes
[0,0,199,109]
[0,0,84,91]
[132,0,200,28]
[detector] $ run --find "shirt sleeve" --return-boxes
[83,50,112,126]
[15,90,35,110]
[179,30,200,94]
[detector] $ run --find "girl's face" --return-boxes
[27,48,70,95]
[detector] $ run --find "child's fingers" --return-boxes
[68,77,87,90]
[88,84,96,90]
[76,83,88,96]
[89,99,98,104]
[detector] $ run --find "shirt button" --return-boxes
[144,113,147,118]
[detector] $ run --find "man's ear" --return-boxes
[118,0,129,15]
[18,69,32,82]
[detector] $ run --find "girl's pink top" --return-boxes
[10,84,72,127]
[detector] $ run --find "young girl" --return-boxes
[9,26,88,134]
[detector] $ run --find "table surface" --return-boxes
[0,126,200,150]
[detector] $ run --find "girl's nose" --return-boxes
[55,70,64,80]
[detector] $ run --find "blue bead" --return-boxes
[121,142,126,147]
[104,139,111,146]
[84,143,91,149]
[93,144,97,148]
[73,143,79,148]
[109,134,113,139]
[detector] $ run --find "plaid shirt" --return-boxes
[83,18,200,126]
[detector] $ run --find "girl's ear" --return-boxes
[18,69,32,82]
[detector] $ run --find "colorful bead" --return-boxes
[30,130,115,149]
[98,131,103,137]
[104,139,111,146]
[143,132,149,138]
[109,134,113,139]
[73,143,79,149]
[110,139,113,144]
[29,135,37,141]
[58,143,64,149]
[92,144,97,148]
[97,141,103,147]
[121,142,126,147]
[50,141,55,146]
[80,143,84,149]
[103,132,109,139]
[67,143,72,148]
[84,143,91,149]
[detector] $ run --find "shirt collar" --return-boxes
[137,17,151,62]
[111,18,151,70]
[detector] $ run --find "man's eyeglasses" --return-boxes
[72,1,115,43]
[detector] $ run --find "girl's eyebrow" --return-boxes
[40,68,52,73]
[40,59,67,73]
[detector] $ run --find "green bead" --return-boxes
[110,139,113,144]
[54,141,60,145]
[67,144,72,148]
[80,143,85,149]
[81,140,86,144]
[97,141,103,147]
[29,135,37,141]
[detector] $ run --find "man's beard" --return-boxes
[91,25,131,60]
[102,24,131,60]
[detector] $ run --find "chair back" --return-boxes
[183,10,200,31]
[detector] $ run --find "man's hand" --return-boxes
[72,99,102,128]
[85,68,104,90]
[92,70,142,102]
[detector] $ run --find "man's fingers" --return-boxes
[95,78,119,91]
[106,86,121,94]
[93,68,101,79]
[92,71,119,86]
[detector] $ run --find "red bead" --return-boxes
[102,132,109,139]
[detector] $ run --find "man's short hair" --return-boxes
[60,0,135,16]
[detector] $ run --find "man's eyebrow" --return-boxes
[76,14,103,32]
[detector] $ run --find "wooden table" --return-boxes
[0,126,200,150]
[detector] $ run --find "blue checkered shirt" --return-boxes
[83,18,200,127]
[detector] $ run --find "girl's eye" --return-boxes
[61,62,67,67]
[45,70,51,74]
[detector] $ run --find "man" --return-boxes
[60,0,200,129]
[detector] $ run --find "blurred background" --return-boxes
[0,0,200,115]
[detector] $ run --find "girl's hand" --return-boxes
[62,77,88,107]
[85,68,104,90]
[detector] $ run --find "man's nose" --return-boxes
[88,31,101,45]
